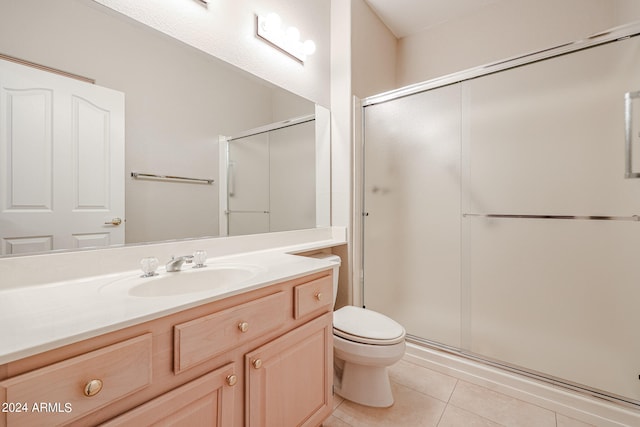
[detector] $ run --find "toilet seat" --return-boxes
[333,306,405,345]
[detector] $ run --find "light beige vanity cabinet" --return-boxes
[246,312,332,427]
[101,363,237,427]
[0,269,334,427]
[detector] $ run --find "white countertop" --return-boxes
[0,249,339,365]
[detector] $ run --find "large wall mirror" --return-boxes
[0,0,330,256]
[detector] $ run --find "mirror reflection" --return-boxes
[0,0,328,256]
[223,116,317,236]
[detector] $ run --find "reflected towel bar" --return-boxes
[462,213,640,222]
[131,172,214,184]
[225,210,270,214]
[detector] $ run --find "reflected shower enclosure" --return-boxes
[220,116,316,236]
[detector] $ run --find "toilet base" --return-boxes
[334,362,394,408]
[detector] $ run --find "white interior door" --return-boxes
[0,59,125,255]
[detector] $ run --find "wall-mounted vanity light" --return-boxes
[256,13,316,64]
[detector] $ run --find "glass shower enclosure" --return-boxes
[361,25,640,407]
[220,116,317,236]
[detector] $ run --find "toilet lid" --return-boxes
[333,306,405,345]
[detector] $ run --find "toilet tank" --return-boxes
[309,253,341,307]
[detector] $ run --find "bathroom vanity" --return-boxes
[0,248,339,426]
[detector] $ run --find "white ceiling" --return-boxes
[364,0,504,38]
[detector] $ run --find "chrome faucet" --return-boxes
[166,255,194,272]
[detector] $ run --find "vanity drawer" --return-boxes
[174,291,287,373]
[294,274,333,319]
[0,334,152,427]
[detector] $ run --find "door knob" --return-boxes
[104,217,122,226]
[252,359,263,369]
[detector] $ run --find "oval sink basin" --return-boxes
[100,264,263,298]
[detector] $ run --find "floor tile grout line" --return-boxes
[445,401,510,427]
[387,376,459,406]
[434,402,447,427]
[447,378,459,403]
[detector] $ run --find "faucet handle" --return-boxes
[140,257,159,277]
[193,250,207,268]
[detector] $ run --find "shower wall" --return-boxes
[363,34,640,404]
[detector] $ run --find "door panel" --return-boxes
[466,37,640,216]
[467,217,640,401]
[0,58,124,254]
[363,83,462,348]
[245,312,332,427]
[5,88,53,210]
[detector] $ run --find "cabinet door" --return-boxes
[101,363,236,427]
[246,312,332,427]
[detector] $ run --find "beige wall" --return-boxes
[330,0,398,230]
[396,0,640,87]
[330,0,353,233]
[351,0,397,98]
[613,0,640,25]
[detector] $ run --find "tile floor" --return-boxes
[324,359,595,427]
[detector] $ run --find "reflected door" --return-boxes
[0,59,125,255]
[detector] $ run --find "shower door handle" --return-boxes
[228,161,236,196]
[624,91,640,178]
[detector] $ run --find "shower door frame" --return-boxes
[356,21,640,409]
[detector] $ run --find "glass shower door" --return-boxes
[362,34,640,405]
[363,83,463,348]
[227,133,271,235]
[462,35,640,403]
[226,119,316,236]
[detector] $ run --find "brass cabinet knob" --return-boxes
[226,374,238,386]
[83,379,103,397]
[252,359,263,369]
[238,322,249,333]
[314,292,323,301]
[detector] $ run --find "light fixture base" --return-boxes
[256,14,313,64]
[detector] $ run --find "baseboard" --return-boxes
[404,343,640,427]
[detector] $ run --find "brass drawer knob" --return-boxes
[226,374,238,386]
[252,359,263,369]
[238,321,249,333]
[83,379,103,397]
[314,292,323,301]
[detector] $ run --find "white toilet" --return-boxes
[311,254,406,408]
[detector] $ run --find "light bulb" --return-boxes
[286,27,300,42]
[303,40,316,55]
[265,13,281,32]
